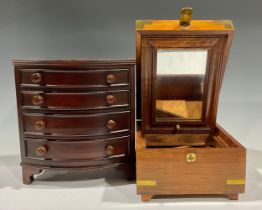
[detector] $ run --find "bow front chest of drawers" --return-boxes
[14,60,136,184]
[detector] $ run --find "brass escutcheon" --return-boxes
[186,153,197,163]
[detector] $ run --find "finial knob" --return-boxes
[179,7,192,26]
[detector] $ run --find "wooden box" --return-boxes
[136,126,246,201]
[136,9,246,201]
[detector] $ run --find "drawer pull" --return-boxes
[107,120,116,129]
[106,74,115,84]
[31,73,42,83]
[106,95,116,104]
[34,120,45,130]
[32,94,44,106]
[35,145,48,156]
[105,144,115,156]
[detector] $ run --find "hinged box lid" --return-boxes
[136,10,234,137]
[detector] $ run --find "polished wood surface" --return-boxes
[21,69,130,88]
[22,90,130,110]
[23,112,130,136]
[26,136,129,160]
[14,60,136,184]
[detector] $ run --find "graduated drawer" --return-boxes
[22,90,130,110]
[25,136,129,160]
[23,111,130,136]
[20,69,130,88]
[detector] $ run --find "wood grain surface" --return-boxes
[136,126,246,199]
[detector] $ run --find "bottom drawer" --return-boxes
[25,136,129,160]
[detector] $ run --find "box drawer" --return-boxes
[25,136,129,160]
[22,90,130,110]
[24,111,130,136]
[20,69,130,88]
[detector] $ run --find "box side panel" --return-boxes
[136,146,245,195]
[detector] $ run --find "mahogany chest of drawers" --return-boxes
[14,60,136,184]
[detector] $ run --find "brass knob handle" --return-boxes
[106,95,116,105]
[107,120,116,130]
[179,7,192,26]
[31,73,42,83]
[32,94,44,106]
[34,120,45,130]
[105,144,115,156]
[106,74,115,84]
[35,145,48,156]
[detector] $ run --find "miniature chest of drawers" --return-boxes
[14,60,136,184]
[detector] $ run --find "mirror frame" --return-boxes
[139,33,233,135]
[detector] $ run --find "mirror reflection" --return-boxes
[156,49,208,121]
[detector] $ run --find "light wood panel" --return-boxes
[136,125,246,201]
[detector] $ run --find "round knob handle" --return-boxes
[106,95,116,105]
[179,7,192,27]
[32,94,44,106]
[34,120,45,130]
[107,120,116,130]
[106,74,115,84]
[35,145,48,156]
[31,73,42,83]
[105,144,115,156]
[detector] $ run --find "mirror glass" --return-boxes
[155,49,208,122]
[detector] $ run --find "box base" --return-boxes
[136,124,246,201]
[140,193,239,202]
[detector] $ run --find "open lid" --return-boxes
[136,8,234,136]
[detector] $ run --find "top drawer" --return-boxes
[20,69,130,88]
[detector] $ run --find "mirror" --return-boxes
[155,49,208,121]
